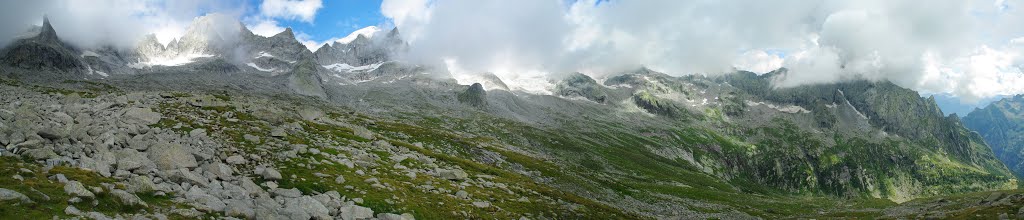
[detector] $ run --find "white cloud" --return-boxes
[382,0,1024,101]
[294,26,383,51]
[248,19,287,37]
[259,0,322,23]
[380,0,430,42]
[734,50,785,74]
[295,31,333,51]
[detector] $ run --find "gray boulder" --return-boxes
[147,143,197,170]
[124,108,162,125]
[243,134,260,143]
[283,196,331,220]
[271,188,302,198]
[203,162,234,180]
[110,189,147,207]
[224,199,256,219]
[261,167,282,180]
[64,181,95,198]
[166,168,209,187]
[126,176,156,193]
[338,205,374,220]
[226,155,247,165]
[114,149,149,171]
[0,188,31,203]
[271,127,287,137]
[437,169,468,180]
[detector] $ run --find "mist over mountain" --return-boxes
[0,1,1022,219]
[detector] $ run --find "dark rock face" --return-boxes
[1,17,83,72]
[458,83,487,108]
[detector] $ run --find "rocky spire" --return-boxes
[38,15,60,44]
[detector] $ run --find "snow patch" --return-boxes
[323,62,384,73]
[247,63,275,72]
[745,100,811,114]
[255,51,275,59]
[81,51,100,58]
[85,66,108,77]
[131,53,213,68]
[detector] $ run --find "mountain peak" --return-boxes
[38,15,60,43]
[273,28,295,39]
[387,27,401,38]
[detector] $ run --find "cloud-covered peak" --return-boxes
[383,0,1024,102]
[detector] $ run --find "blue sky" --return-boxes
[258,0,386,44]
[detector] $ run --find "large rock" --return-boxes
[110,189,147,207]
[127,133,154,151]
[114,149,149,171]
[166,168,209,187]
[377,213,415,220]
[0,188,31,203]
[271,188,302,198]
[204,162,234,180]
[271,127,287,137]
[185,188,226,212]
[436,169,468,180]
[147,143,197,170]
[36,128,65,140]
[226,155,247,165]
[224,199,256,219]
[282,196,331,220]
[126,176,156,193]
[22,147,58,160]
[124,108,162,125]
[64,181,95,198]
[261,167,282,180]
[338,205,374,220]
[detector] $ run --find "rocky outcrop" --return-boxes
[287,59,327,98]
[458,83,487,108]
[555,73,608,103]
[1,16,83,72]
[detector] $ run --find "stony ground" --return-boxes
[0,76,640,219]
[4,74,1024,220]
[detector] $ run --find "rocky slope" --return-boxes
[963,95,1024,178]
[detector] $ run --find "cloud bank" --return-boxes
[382,0,1024,102]
[0,0,248,48]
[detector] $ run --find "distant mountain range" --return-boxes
[964,95,1024,179]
